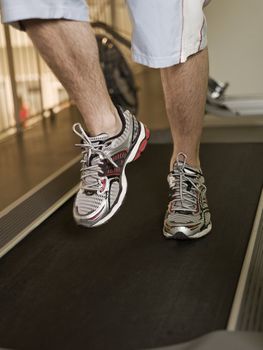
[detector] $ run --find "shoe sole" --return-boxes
[77,122,150,228]
[163,223,212,240]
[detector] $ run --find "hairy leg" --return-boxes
[160,48,209,169]
[23,19,121,136]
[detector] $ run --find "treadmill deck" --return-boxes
[0,143,262,350]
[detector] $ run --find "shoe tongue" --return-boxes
[168,163,202,186]
[184,165,201,176]
[83,133,109,168]
[174,162,201,176]
[169,165,198,211]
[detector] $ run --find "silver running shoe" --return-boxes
[163,153,212,240]
[73,106,150,228]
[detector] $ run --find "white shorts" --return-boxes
[0,0,209,68]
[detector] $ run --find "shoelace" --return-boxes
[169,153,206,213]
[73,123,118,192]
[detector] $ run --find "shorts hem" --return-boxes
[1,5,89,30]
[131,44,207,68]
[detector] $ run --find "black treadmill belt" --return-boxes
[0,143,262,350]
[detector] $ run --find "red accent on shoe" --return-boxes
[88,205,105,221]
[134,127,150,161]
[112,150,128,162]
[99,178,107,193]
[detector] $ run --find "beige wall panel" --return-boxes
[205,0,263,95]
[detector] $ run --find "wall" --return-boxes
[205,0,263,95]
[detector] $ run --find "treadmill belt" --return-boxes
[0,143,262,350]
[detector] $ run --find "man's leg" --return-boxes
[23,19,121,137]
[127,0,212,239]
[21,18,149,227]
[161,48,211,240]
[160,48,209,170]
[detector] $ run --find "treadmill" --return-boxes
[0,104,262,350]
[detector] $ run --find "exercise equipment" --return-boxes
[207,78,263,117]
[96,34,138,115]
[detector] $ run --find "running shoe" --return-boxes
[73,106,150,227]
[163,153,212,239]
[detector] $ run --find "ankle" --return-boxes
[84,107,122,137]
[106,107,122,137]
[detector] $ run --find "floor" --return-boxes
[0,107,81,211]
